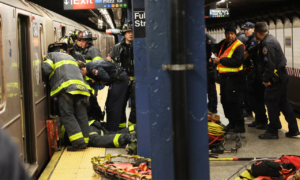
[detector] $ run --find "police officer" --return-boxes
[42,42,91,151]
[71,30,84,54]
[211,24,245,133]
[236,29,248,45]
[59,36,85,62]
[76,60,129,131]
[253,22,299,139]
[108,21,136,127]
[206,29,218,113]
[243,22,268,129]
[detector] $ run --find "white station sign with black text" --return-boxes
[133,9,146,38]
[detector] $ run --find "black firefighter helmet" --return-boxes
[77,30,97,44]
[121,21,133,36]
[59,36,74,50]
[48,41,68,53]
[71,30,82,41]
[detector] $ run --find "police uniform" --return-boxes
[257,33,299,139]
[206,33,218,113]
[86,60,129,131]
[244,31,268,128]
[213,25,245,133]
[42,47,91,150]
[110,21,136,127]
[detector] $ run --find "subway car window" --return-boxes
[62,26,65,36]
[0,17,4,107]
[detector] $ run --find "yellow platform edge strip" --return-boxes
[39,147,66,180]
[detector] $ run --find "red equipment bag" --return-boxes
[276,156,300,170]
[46,117,62,158]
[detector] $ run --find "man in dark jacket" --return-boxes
[77,60,129,131]
[242,22,268,129]
[108,21,136,128]
[253,22,299,139]
[212,24,245,133]
[0,129,31,180]
[206,31,218,113]
[42,42,91,151]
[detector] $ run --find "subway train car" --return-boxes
[0,0,114,177]
[208,19,300,113]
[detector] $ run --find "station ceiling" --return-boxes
[28,0,123,31]
[205,0,300,29]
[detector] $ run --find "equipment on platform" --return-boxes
[226,156,300,180]
[46,116,62,158]
[208,113,243,154]
[91,154,152,179]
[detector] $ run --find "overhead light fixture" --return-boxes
[98,8,115,29]
[217,0,226,4]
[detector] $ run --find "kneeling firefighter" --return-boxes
[42,42,91,151]
[77,60,129,132]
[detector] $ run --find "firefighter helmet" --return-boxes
[121,21,133,35]
[71,30,82,41]
[77,30,97,43]
[48,42,68,53]
[59,36,75,50]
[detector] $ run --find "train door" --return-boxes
[17,14,36,168]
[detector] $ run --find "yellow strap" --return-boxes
[129,76,135,81]
[92,88,95,95]
[89,120,95,126]
[68,90,91,97]
[69,132,83,142]
[119,123,126,128]
[84,138,89,144]
[92,56,102,61]
[89,132,98,135]
[44,59,54,69]
[86,60,92,63]
[218,66,243,72]
[49,60,78,79]
[113,134,121,147]
[50,79,91,96]
[129,125,135,132]
[227,42,242,58]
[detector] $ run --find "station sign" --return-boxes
[208,8,230,18]
[64,0,128,10]
[133,9,146,38]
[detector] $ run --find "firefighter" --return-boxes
[62,120,136,148]
[78,30,102,63]
[242,22,268,129]
[42,42,91,151]
[77,30,103,96]
[206,29,218,114]
[71,30,84,54]
[59,36,85,62]
[88,120,136,148]
[108,21,136,128]
[253,22,299,139]
[211,24,245,133]
[59,36,104,121]
[76,60,129,131]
